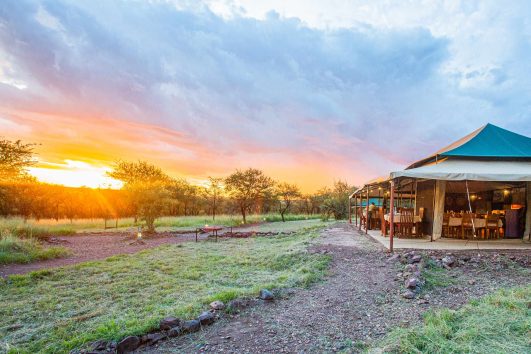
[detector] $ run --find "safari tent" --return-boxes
[350,123,531,250]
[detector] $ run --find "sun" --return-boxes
[28,160,123,189]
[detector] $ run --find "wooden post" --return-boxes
[354,195,358,226]
[365,185,369,234]
[389,180,395,252]
[348,196,352,224]
[359,194,363,231]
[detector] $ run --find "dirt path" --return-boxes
[0,232,203,277]
[143,222,530,353]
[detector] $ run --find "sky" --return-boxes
[1,0,531,191]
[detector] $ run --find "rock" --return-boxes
[402,290,415,299]
[168,326,183,337]
[227,299,247,313]
[404,264,418,273]
[90,339,110,351]
[116,336,140,354]
[410,255,422,264]
[141,333,166,345]
[159,316,181,330]
[468,279,476,285]
[210,300,225,311]
[182,319,200,333]
[197,311,216,326]
[387,254,400,262]
[405,278,418,289]
[259,289,274,300]
[442,255,456,267]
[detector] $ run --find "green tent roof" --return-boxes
[408,123,531,169]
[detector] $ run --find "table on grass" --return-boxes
[195,226,224,242]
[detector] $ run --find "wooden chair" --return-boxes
[358,207,367,229]
[486,214,500,239]
[442,213,450,238]
[399,208,415,237]
[461,213,475,239]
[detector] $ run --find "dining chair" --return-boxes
[461,213,475,239]
[399,208,415,237]
[443,213,450,238]
[486,213,500,239]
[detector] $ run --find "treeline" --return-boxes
[0,139,357,231]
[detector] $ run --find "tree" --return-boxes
[107,161,171,233]
[0,139,36,182]
[205,177,223,221]
[275,182,301,222]
[320,181,358,220]
[224,168,275,223]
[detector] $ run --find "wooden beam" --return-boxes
[389,180,395,252]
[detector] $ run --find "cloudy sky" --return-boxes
[1,0,530,191]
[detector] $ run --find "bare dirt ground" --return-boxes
[0,231,203,277]
[141,222,530,353]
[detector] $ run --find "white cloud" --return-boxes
[0,0,530,185]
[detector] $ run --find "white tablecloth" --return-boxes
[448,217,502,228]
[384,214,422,223]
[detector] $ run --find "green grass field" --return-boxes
[0,214,322,238]
[0,225,330,353]
[0,232,70,265]
[375,285,531,353]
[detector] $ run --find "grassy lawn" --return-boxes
[375,285,531,353]
[0,214,322,237]
[0,226,330,353]
[0,233,69,265]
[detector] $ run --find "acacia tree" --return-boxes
[320,181,358,220]
[275,182,301,222]
[224,168,275,223]
[0,139,36,182]
[205,177,223,221]
[107,161,171,233]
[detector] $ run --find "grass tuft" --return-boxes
[375,286,531,354]
[0,232,70,265]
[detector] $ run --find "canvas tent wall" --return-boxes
[355,123,531,242]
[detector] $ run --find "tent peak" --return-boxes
[407,123,531,169]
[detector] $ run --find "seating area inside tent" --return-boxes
[350,123,531,250]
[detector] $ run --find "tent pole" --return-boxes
[348,196,352,224]
[365,185,369,234]
[389,180,395,252]
[465,180,476,238]
[359,194,363,231]
[354,194,358,226]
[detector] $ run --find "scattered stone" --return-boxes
[405,278,418,289]
[210,300,225,311]
[116,336,140,354]
[404,264,418,273]
[141,333,166,345]
[168,326,183,337]
[198,311,216,326]
[89,339,109,351]
[227,299,247,313]
[402,290,415,299]
[410,255,422,264]
[182,319,201,333]
[259,289,274,301]
[159,316,181,330]
[442,255,456,267]
[387,254,400,262]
